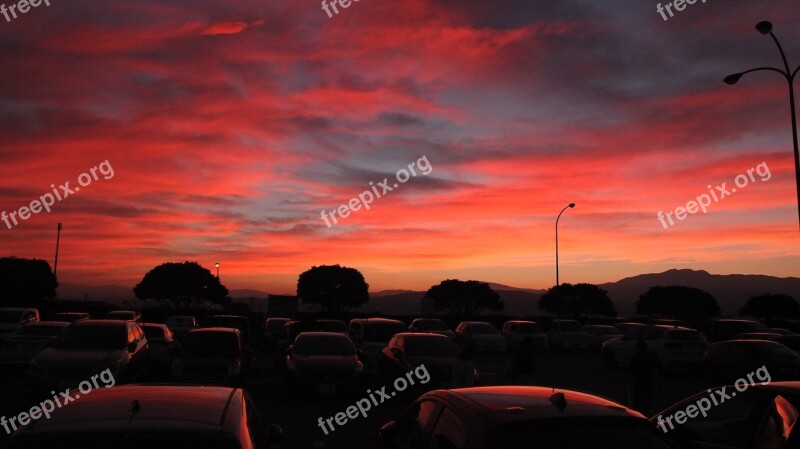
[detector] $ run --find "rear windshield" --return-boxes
[167,317,195,327]
[143,326,165,339]
[202,317,249,331]
[0,311,24,323]
[318,321,348,333]
[669,330,704,341]
[518,323,544,334]
[14,325,66,337]
[54,326,127,350]
[493,418,672,449]
[404,337,459,356]
[266,320,288,331]
[293,336,354,355]
[182,332,240,357]
[418,320,450,331]
[471,323,499,334]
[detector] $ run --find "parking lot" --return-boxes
[0,345,712,449]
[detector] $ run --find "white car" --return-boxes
[548,320,590,350]
[455,321,507,352]
[502,320,548,351]
[602,325,707,370]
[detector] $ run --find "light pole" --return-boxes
[555,203,575,286]
[53,223,62,277]
[214,262,220,279]
[725,20,800,231]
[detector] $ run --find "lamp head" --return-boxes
[756,21,773,35]
[724,73,743,85]
[568,203,575,208]
[215,263,220,268]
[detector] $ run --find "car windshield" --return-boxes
[518,323,544,334]
[182,332,240,357]
[493,418,672,449]
[0,311,24,323]
[419,320,450,331]
[14,325,65,337]
[143,326,165,339]
[558,321,582,332]
[54,326,127,350]
[404,337,459,356]
[669,330,703,340]
[294,336,354,355]
[471,323,499,334]
[167,317,194,327]
[364,323,406,341]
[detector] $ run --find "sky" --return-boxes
[0,0,798,295]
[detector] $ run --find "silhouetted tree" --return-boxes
[424,279,503,318]
[636,286,720,325]
[538,283,617,318]
[0,257,57,306]
[739,293,799,320]
[297,265,369,314]
[133,262,229,309]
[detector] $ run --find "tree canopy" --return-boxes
[0,257,57,306]
[538,283,617,317]
[739,293,799,320]
[636,285,720,325]
[424,279,503,318]
[133,261,229,309]
[296,265,369,314]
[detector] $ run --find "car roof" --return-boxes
[142,323,169,328]
[505,320,537,324]
[396,332,450,339]
[23,321,69,327]
[351,318,405,325]
[712,318,764,323]
[188,327,240,335]
[205,315,247,319]
[167,315,195,319]
[296,331,350,339]
[713,339,784,347]
[108,310,138,314]
[653,325,696,331]
[18,385,241,434]
[70,319,131,327]
[426,386,642,421]
[0,308,37,312]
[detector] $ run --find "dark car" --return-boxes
[104,310,143,324]
[142,323,177,377]
[4,385,282,449]
[652,382,800,449]
[52,312,91,323]
[165,315,197,340]
[705,340,800,383]
[200,315,251,343]
[264,317,290,349]
[380,386,675,449]
[0,321,69,369]
[379,333,460,385]
[286,331,363,394]
[171,328,246,386]
[349,318,407,374]
[708,319,771,343]
[27,320,149,391]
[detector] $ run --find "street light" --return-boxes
[555,203,575,286]
[214,262,220,279]
[725,20,800,231]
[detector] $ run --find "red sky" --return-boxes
[0,0,798,295]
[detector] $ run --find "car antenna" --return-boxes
[128,400,141,423]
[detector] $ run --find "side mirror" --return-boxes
[380,421,398,444]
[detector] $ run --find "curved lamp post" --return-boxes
[725,21,800,231]
[556,203,575,286]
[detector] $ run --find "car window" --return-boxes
[663,389,769,449]
[395,400,439,449]
[428,406,467,449]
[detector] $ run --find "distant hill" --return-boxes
[601,269,800,316]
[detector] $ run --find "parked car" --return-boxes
[286,331,363,394]
[317,319,349,334]
[0,308,39,337]
[379,332,461,386]
[349,318,407,374]
[104,310,143,324]
[379,386,675,449]
[708,319,771,343]
[502,321,548,351]
[200,315,251,343]
[165,315,197,340]
[265,317,290,343]
[454,321,507,353]
[28,319,149,391]
[602,325,706,370]
[652,382,800,449]
[51,312,90,323]
[615,322,647,334]
[171,327,246,386]
[0,321,69,368]
[548,320,590,350]
[731,332,783,341]
[704,340,800,383]
[141,323,177,376]
[583,324,623,349]
[409,318,456,339]
[3,385,283,449]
